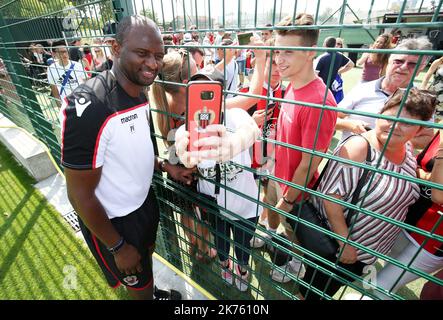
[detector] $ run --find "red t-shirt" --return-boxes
[275,77,337,197]
[242,84,284,168]
[407,132,443,256]
[246,49,253,69]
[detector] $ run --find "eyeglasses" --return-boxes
[336,43,343,47]
[392,59,419,70]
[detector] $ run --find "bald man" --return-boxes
[60,15,193,300]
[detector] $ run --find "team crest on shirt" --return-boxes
[123,275,139,286]
[74,97,91,117]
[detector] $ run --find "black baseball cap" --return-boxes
[190,65,224,85]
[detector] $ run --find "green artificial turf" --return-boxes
[0,142,129,300]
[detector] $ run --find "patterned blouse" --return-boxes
[311,136,420,264]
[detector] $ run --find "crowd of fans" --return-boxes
[4,15,443,300]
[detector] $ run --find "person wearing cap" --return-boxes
[174,65,261,292]
[47,39,87,105]
[183,33,193,43]
[61,15,193,300]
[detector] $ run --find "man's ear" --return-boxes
[111,40,120,57]
[307,45,317,60]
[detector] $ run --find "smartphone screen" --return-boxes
[186,81,223,152]
[237,32,253,46]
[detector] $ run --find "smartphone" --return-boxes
[237,32,253,46]
[186,81,223,152]
[266,102,276,116]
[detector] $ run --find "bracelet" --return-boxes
[107,237,125,255]
[282,196,295,206]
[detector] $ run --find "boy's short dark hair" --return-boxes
[51,39,66,51]
[276,13,319,46]
[324,36,336,48]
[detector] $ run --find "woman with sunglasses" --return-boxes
[373,123,443,299]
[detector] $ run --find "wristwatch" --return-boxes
[160,159,168,172]
[107,237,125,255]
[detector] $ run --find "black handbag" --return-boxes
[293,136,372,258]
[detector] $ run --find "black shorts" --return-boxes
[79,188,160,290]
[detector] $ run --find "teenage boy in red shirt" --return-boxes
[266,14,337,283]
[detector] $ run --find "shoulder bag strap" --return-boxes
[345,136,372,225]
[311,134,372,225]
[312,134,358,191]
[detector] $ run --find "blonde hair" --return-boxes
[150,50,190,146]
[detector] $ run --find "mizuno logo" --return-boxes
[75,97,91,117]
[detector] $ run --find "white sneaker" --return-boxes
[270,258,306,283]
[220,260,233,285]
[234,264,250,292]
[258,217,269,228]
[250,232,272,248]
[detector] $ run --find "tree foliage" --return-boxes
[140,8,159,23]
